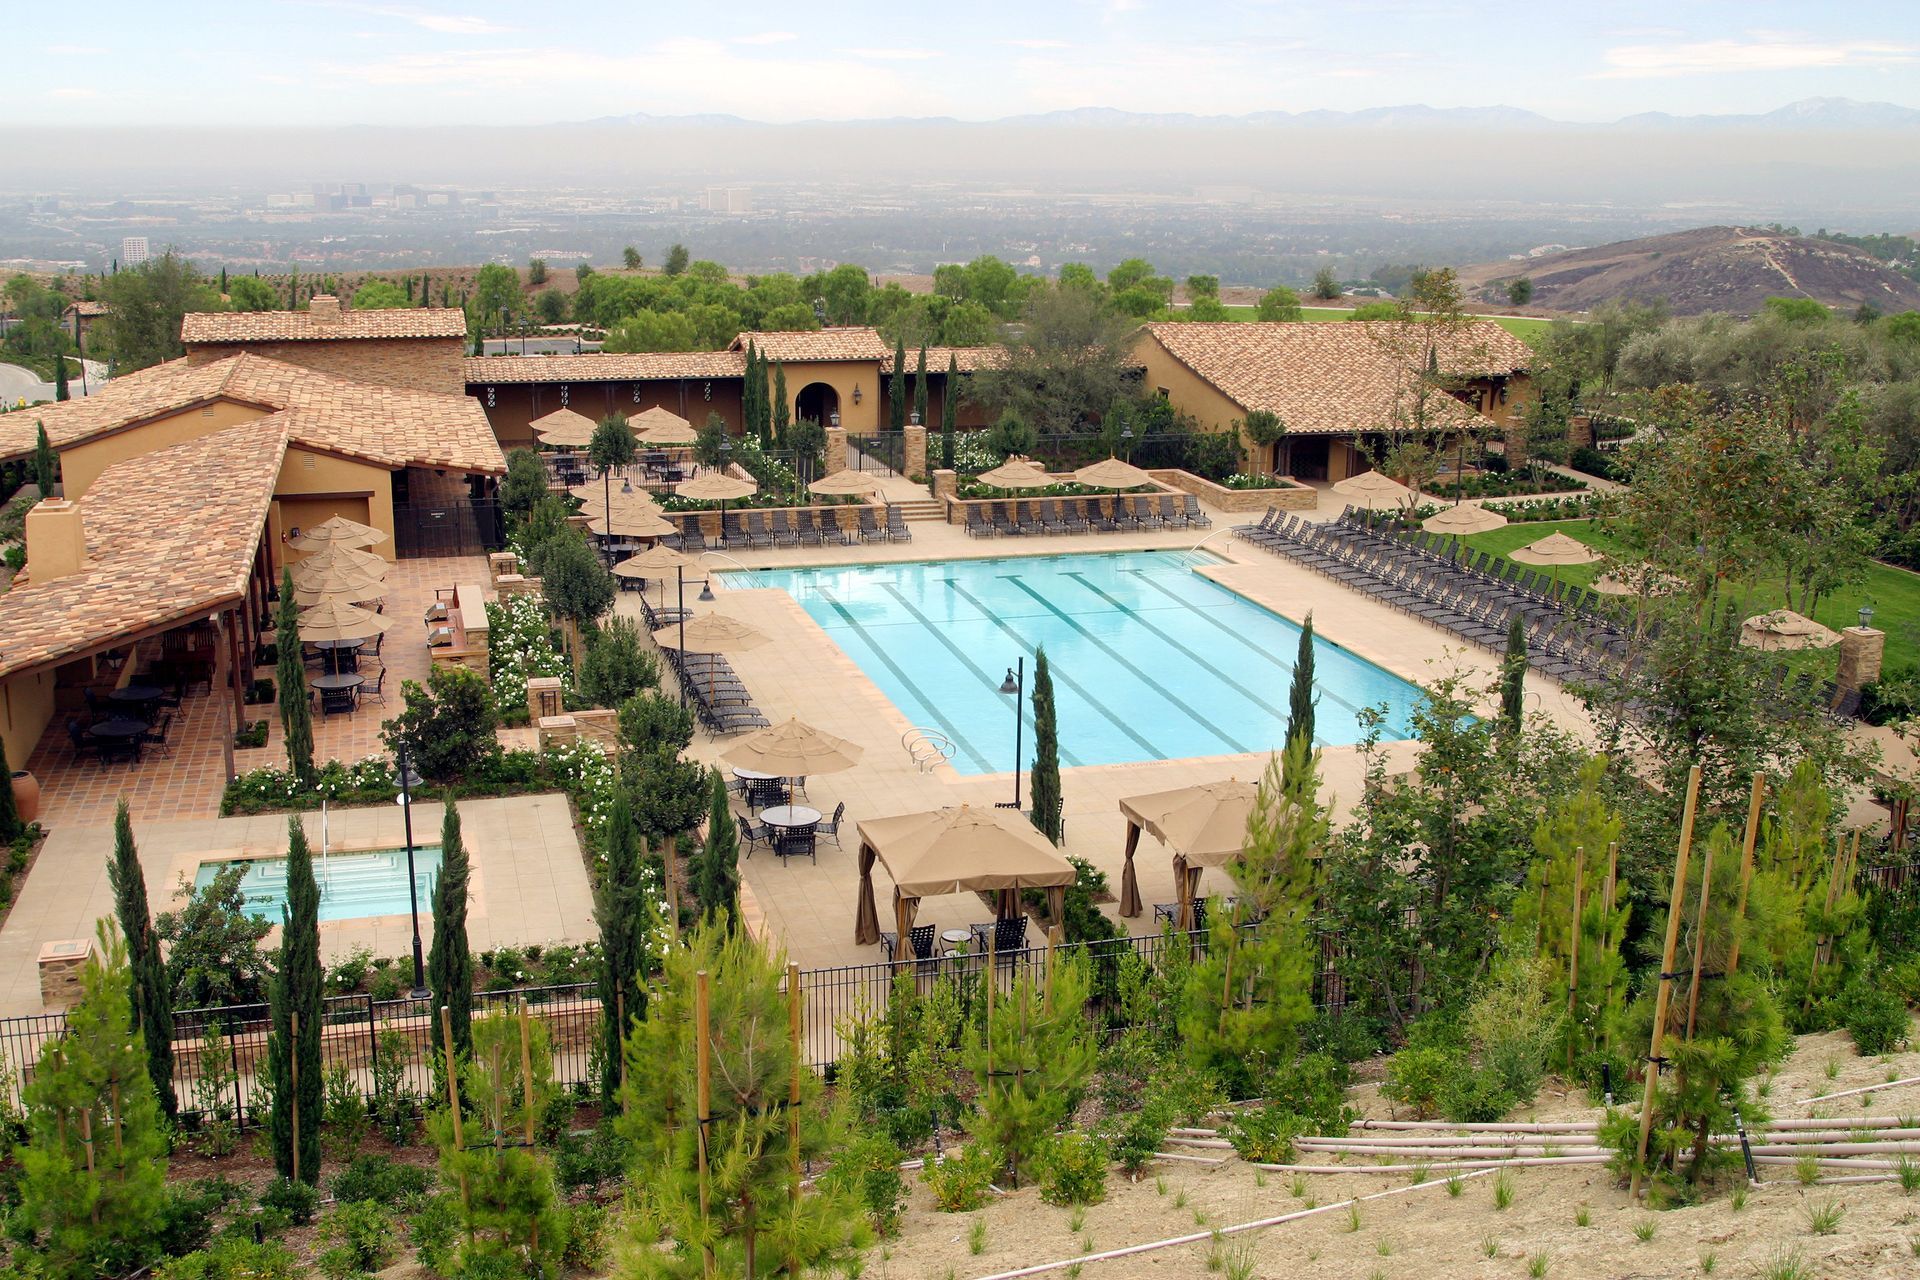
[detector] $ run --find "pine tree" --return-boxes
[692,767,740,920]
[53,352,69,402]
[771,363,790,447]
[267,816,322,1184]
[941,354,958,470]
[618,919,870,1277]
[32,423,57,497]
[1028,647,1062,843]
[1284,612,1316,753]
[275,568,313,784]
[1501,613,1527,736]
[963,953,1097,1187]
[889,334,907,432]
[912,343,928,427]
[428,800,473,1076]
[17,923,170,1280]
[108,802,174,1119]
[595,789,652,1105]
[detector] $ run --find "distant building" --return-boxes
[120,237,150,266]
[181,296,471,395]
[703,187,751,214]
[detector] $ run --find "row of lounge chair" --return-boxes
[1234,507,1627,683]
[662,647,771,736]
[665,505,911,551]
[963,494,1211,538]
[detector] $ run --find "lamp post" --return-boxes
[676,565,687,706]
[393,741,429,1000]
[1119,423,1134,462]
[1859,605,1876,630]
[998,658,1025,808]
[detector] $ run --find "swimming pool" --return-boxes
[195,846,443,924]
[730,551,1422,774]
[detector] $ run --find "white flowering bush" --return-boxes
[221,755,398,814]
[948,430,1000,475]
[487,594,571,721]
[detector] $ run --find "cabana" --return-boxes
[1117,779,1257,930]
[854,805,1074,946]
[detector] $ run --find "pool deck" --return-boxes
[659,513,1594,973]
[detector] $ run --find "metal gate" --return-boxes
[392,499,505,558]
[844,431,906,476]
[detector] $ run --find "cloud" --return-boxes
[733,31,798,45]
[307,3,513,34]
[47,44,108,55]
[840,48,940,61]
[50,87,99,99]
[1002,39,1070,49]
[1593,33,1919,79]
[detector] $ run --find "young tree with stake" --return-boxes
[428,800,473,1078]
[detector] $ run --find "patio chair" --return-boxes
[991,502,1019,537]
[775,827,817,865]
[66,719,89,753]
[856,506,886,543]
[744,511,775,549]
[1133,496,1165,530]
[885,504,912,541]
[321,686,356,716]
[736,814,771,858]
[965,506,995,538]
[1060,499,1090,534]
[770,509,800,547]
[989,915,1028,962]
[820,510,856,546]
[816,801,846,848]
[1183,495,1212,527]
[362,669,386,704]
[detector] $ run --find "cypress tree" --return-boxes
[1501,613,1527,736]
[941,354,958,470]
[912,343,928,427]
[404,275,414,303]
[594,789,648,1105]
[771,363,790,447]
[692,767,740,920]
[1029,646,1062,843]
[427,800,473,1076]
[108,801,175,1119]
[32,423,57,497]
[276,568,313,784]
[218,266,228,293]
[889,335,907,431]
[1284,612,1316,752]
[267,815,322,1185]
[54,353,69,402]
[287,265,299,310]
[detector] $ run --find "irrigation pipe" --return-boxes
[1349,1119,1600,1134]
[966,1169,1494,1280]
[1795,1075,1920,1106]
[1251,1156,1607,1174]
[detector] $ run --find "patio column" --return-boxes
[226,608,248,729]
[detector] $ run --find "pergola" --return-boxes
[1117,779,1257,930]
[854,805,1075,946]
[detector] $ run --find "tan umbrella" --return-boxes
[651,612,767,653]
[1592,566,1682,597]
[676,473,758,502]
[531,407,597,447]
[1117,779,1258,923]
[616,543,694,609]
[298,598,394,641]
[569,482,662,509]
[630,406,698,444]
[286,514,387,552]
[292,571,386,608]
[1511,531,1603,566]
[1422,502,1508,536]
[588,512,677,539]
[1072,456,1155,490]
[1740,609,1842,652]
[1331,470,1414,510]
[290,545,388,586]
[974,456,1054,490]
[853,804,1075,946]
[808,468,880,497]
[720,717,864,778]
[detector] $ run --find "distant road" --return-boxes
[0,360,110,409]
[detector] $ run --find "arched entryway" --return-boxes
[795,381,840,427]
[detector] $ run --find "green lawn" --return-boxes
[1456,519,1920,678]
[1215,305,1555,341]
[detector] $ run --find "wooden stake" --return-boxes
[519,1000,536,1147]
[1683,819,1718,1041]
[695,969,713,1280]
[1568,850,1584,1073]
[787,961,802,1280]
[1806,833,1848,1006]
[441,1005,470,1230]
[1602,841,1620,1056]
[80,1107,98,1225]
[290,1010,301,1186]
[1725,774,1765,979]
[1047,924,1061,1014]
[615,989,630,1109]
[489,1041,504,1149]
[1633,763,1700,1200]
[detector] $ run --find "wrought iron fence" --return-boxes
[844,432,907,476]
[392,498,506,558]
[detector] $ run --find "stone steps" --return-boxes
[892,500,947,522]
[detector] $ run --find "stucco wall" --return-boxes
[269,450,397,563]
[780,360,882,432]
[187,336,466,395]
[470,380,745,451]
[1,669,57,775]
[1130,335,1254,470]
[58,399,272,499]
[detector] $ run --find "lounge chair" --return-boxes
[1038,499,1068,535]
[1183,495,1212,527]
[856,506,886,542]
[744,511,774,549]
[965,506,995,538]
[991,502,1018,537]
[885,505,912,541]
[770,509,800,547]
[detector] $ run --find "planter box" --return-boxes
[1149,468,1317,513]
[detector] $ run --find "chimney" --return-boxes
[25,498,87,583]
[309,294,342,323]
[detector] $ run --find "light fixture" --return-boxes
[910,411,921,427]
[620,476,633,494]
[852,384,863,405]
[699,579,715,602]
[829,410,841,429]
[391,741,429,999]
[998,668,1019,695]
[1859,605,1876,629]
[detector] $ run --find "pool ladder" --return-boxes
[902,727,955,773]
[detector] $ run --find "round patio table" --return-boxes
[89,717,149,741]
[108,684,166,708]
[312,674,365,693]
[759,805,821,831]
[312,638,364,654]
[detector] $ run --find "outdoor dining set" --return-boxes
[284,516,402,716]
[718,718,860,865]
[65,681,181,765]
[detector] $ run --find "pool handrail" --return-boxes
[902,726,955,772]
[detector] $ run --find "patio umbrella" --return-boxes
[1740,609,1842,652]
[531,407,597,447]
[614,543,693,609]
[290,545,388,587]
[1421,502,1508,536]
[720,716,865,778]
[1511,531,1603,566]
[630,405,698,445]
[651,611,769,702]
[1592,565,1682,597]
[676,473,758,502]
[1072,456,1155,490]
[974,456,1054,490]
[287,514,387,552]
[808,468,880,497]
[1117,779,1258,924]
[568,481,662,508]
[587,512,677,540]
[1330,470,1414,511]
[853,804,1075,946]
[292,571,387,608]
[298,598,394,675]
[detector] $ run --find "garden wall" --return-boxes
[1149,468,1318,513]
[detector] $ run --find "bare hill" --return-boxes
[1459,226,1920,316]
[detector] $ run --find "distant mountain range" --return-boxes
[582,97,1920,131]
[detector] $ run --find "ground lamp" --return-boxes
[999,657,1025,808]
[393,742,429,1000]
[910,411,920,427]
[1860,605,1876,629]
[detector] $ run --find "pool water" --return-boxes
[195,846,443,923]
[731,551,1422,774]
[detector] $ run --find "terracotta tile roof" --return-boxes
[462,351,746,384]
[0,419,286,681]
[181,305,468,343]
[730,327,892,362]
[63,300,110,317]
[1141,320,1532,435]
[0,353,504,474]
[882,345,1005,374]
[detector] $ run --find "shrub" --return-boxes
[315,1198,398,1280]
[923,1144,997,1212]
[156,865,273,1007]
[406,1193,462,1274]
[1841,982,1912,1055]
[1111,1093,1176,1176]
[838,1131,909,1236]
[577,614,659,710]
[1460,953,1563,1112]
[1039,1131,1110,1206]
[383,666,499,784]
[329,1154,432,1211]
[559,1201,609,1273]
[1224,1104,1309,1164]
[259,1175,319,1226]
[154,1237,303,1280]
[1382,1045,1456,1119]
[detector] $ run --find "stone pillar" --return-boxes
[526,675,565,724]
[1566,414,1594,449]
[824,425,849,476]
[931,469,957,502]
[903,423,928,480]
[39,939,93,1011]
[488,551,518,585]
[536,714,578,749]
[1502,425,1529,469]
[1837,627,1885,698]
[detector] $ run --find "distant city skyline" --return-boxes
[17,0,1920,128]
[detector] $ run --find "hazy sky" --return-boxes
[20,1,1920,126]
